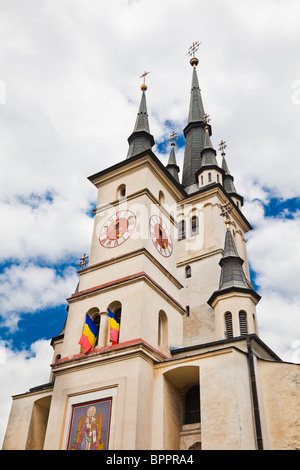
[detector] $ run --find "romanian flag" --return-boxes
[108,309,120,345]
[79,314,98,352]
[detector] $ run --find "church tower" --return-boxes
[3,45,299,452]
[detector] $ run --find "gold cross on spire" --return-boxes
[78,253,89,270]
[203,113,211,131]
[203,113,211,124]
[169,131,177,146]
[187,41,201,67]
[187,41,201,58]
[218,201,233,227]
[219,140,227,157]
[140,71,150,90]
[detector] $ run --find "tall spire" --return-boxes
[182,42,210,188]
[166,132,180,183]
[127,71,155,159]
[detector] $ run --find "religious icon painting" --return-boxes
[67,398,112,450]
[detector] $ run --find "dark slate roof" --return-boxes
[219,228,250,290]
[127,89,155,159]
[166,144,180,183]
[222,156,237,194]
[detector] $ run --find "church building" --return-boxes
[3,45,300,451]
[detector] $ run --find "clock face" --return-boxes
[149,215,173,257]
[99,210,136,248]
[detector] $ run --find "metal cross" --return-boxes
[203,113,211,125]
[187,41,201,58]
[219,201,233,227]
[170,131,177,145]
[219,140,227,156]
[140,71,150,85]
[78,253,89,270]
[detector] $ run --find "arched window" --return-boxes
[178,220,186,240]
[239,311,248,336]
[208,172,212,183]
[158,310,168,350]
[185,265,191,278]
[217,174,220,183]
[191,215,199,236]
[117,184,126,200]
[108,301,122,344]
[201,175,203,185]
[225,312,233,339]
[184,385,200,424]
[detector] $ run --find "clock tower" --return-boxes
[3,47,300,452]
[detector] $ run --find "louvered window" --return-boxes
[178,220,186,240]
[225,312,233,339]
[239,311,248,335]
[191,216,199,236]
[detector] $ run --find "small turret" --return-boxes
[127,71,155,159]
[166,132,180,183]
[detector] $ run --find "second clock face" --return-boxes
[149,215,173,257]
[99,210,136,248]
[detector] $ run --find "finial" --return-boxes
[218,201,233,228]
[219,140,227,157]
[187,41,201,67]
[140,71,150,91]
[203,113,211,131]
[169,131,177,147]
[78,253,89,270]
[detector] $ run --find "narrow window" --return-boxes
[178,220,186,240]
[159,190,165,205]
[208,172,212,183]
[184,386,200,424]
[191,215,199,236]
[185,265,191,278]
[186,305,190,317]
[225,312,233,339]
[217,174,219,183]
[201,175,203,185]
[239,311,248,336]
[158,310,168,349]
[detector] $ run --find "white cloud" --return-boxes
[0,263,78,331]
[245,208,300,362]
[0,339,53,448]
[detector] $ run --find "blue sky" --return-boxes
[1,0,300,447]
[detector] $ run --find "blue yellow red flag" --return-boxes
[79,314,98,352]
[108,309,120,345]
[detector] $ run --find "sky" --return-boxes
[1,0,300,447]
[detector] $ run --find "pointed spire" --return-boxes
[208,202,261,306]
[218,227,250,291]
[127,72,155,159]
[166,132,180,183]
[182,43,211,188]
